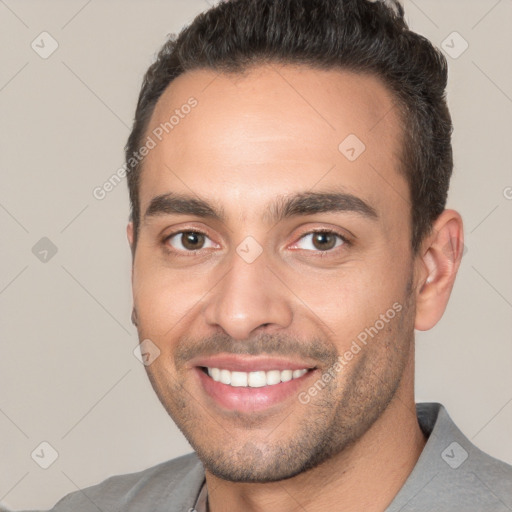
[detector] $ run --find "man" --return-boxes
[36,0,512,510]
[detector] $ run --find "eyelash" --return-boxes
[161,228,351,257]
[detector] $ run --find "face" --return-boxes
[129,64,418,482]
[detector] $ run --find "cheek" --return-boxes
[132,255,210,336]
[296,258,407,343]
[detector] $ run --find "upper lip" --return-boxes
[189,354,318,372]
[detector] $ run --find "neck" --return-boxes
[206,347,426,512]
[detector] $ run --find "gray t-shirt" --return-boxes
[3,403,511,511]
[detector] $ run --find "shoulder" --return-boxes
[388,403,512,511]
[47,452,204,512]
[419,402,512,478]
[457,429,512,508]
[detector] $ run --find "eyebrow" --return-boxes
[143,190,379,225]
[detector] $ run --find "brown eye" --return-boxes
[166,231,215,252]
[311,232,337,250]
[181,232,205,250]
[293,231,347,252]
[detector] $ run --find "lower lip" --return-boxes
[195,368,316,412]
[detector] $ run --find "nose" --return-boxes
[202,247,293,340]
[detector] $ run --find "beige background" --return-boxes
[0,0,511,509]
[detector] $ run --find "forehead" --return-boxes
[140,64,407,225]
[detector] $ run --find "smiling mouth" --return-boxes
[199,366,315,388]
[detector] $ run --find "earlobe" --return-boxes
[414,209,464,331]
[127,222,134,248]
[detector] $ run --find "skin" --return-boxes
[127,64,464,511]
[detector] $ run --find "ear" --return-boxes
[127,222,137,327]
[127,222,135,276]
[414,209,464,331]
[127,221,134,248]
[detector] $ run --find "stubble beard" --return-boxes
[143,280,416,483]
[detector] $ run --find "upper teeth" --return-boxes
[207,368,309,387]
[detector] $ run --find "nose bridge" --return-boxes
[202,243,293,340]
